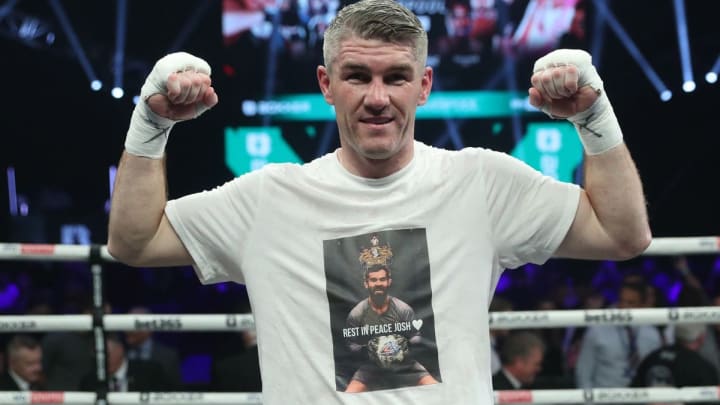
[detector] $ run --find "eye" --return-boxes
[386,74,408,84]
[345,72,369,83]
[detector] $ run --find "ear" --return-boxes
[417,66,433,106]
[317,65,334,105]
[388,278,392,288]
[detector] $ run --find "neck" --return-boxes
[338,142,414,179]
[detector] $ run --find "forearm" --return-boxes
[107,152,167,263]
[106,53,215,266]
[583,144,651,258]
[530,50,653,259]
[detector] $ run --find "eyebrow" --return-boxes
[339,63,415,74]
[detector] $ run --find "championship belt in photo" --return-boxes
[367,334,409,369]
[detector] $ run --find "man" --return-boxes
[42,301,110,390]
[575,281,663,388]
[344,261,437,392]
[107,0,650,402]
[0,335,44,391]
[489,297,514,374]
[124,306,182,388]
[211,330,261,392]
[492,331,545,390]
[80,334,172,392]
[631,323,718,389]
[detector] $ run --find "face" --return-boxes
[450,4,471,36]
[126,307,152,345]
[618,287,644,309]
[125,330,151,346]
[514,346,543,385]
[10,347,42,383]
[365,268,392,304]
[317,36,432,173]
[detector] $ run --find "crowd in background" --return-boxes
[1,254,719,393]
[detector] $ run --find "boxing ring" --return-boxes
[1,237,719,404]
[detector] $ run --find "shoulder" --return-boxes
[491,370,512,388]
[415,141,534,179]
[129,359,166,375]
[348,299,369,317]
[390,296,414,312]
[0,373,17,390]
[639,347,665,361]
[238,152,336,185]
[153,342,179,358]
[581,326,609,341]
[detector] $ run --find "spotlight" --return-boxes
[132,95,140,105]
[674,0,695,94]
[114,0,127,102]
[111,87,124,99]
[707,55,720,84]
[90,80,103,91]
[594,0,671,103]
[49,0,101,94]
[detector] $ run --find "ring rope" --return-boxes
[643,236,720,255]
[0,244,115,262]
[1,387,719,404]
[0,308,717,332]
[1,237,718,262]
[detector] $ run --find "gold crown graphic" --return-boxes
[358,235,393,267]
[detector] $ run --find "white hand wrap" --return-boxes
[533,49,623,155]
[124,52,212,159]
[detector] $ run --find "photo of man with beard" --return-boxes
[344,260,438,392]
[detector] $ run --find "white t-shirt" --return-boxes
[165,141,579,404]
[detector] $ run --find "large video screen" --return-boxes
[220,0,588,183]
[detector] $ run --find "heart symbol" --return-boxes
[412,319,423,331]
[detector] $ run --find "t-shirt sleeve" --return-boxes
[165,171,263,284]
[479,149,580,269]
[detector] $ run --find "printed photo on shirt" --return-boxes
[324,228,441,392]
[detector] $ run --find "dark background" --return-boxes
[0,0,718,242]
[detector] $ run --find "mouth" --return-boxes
[360,117,393,127]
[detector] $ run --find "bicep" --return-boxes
[133,214,193,267]
[554,190,623,260]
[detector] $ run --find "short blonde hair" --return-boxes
[323,0,428,71]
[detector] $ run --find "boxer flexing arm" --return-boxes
[532,50,651,260]
[108,50,650,266]
[108,53,217,266]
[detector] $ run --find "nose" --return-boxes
[364,78,389,112]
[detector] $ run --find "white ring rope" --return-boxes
[0,392,95,405]
[0,307,718,332]
[0,238,718,262]
[108,392,262,405]
[0,244,115,262]
[1,387,719,404]
[494,386,720,404]
[644,236,720,256]
[0,314,255,332]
